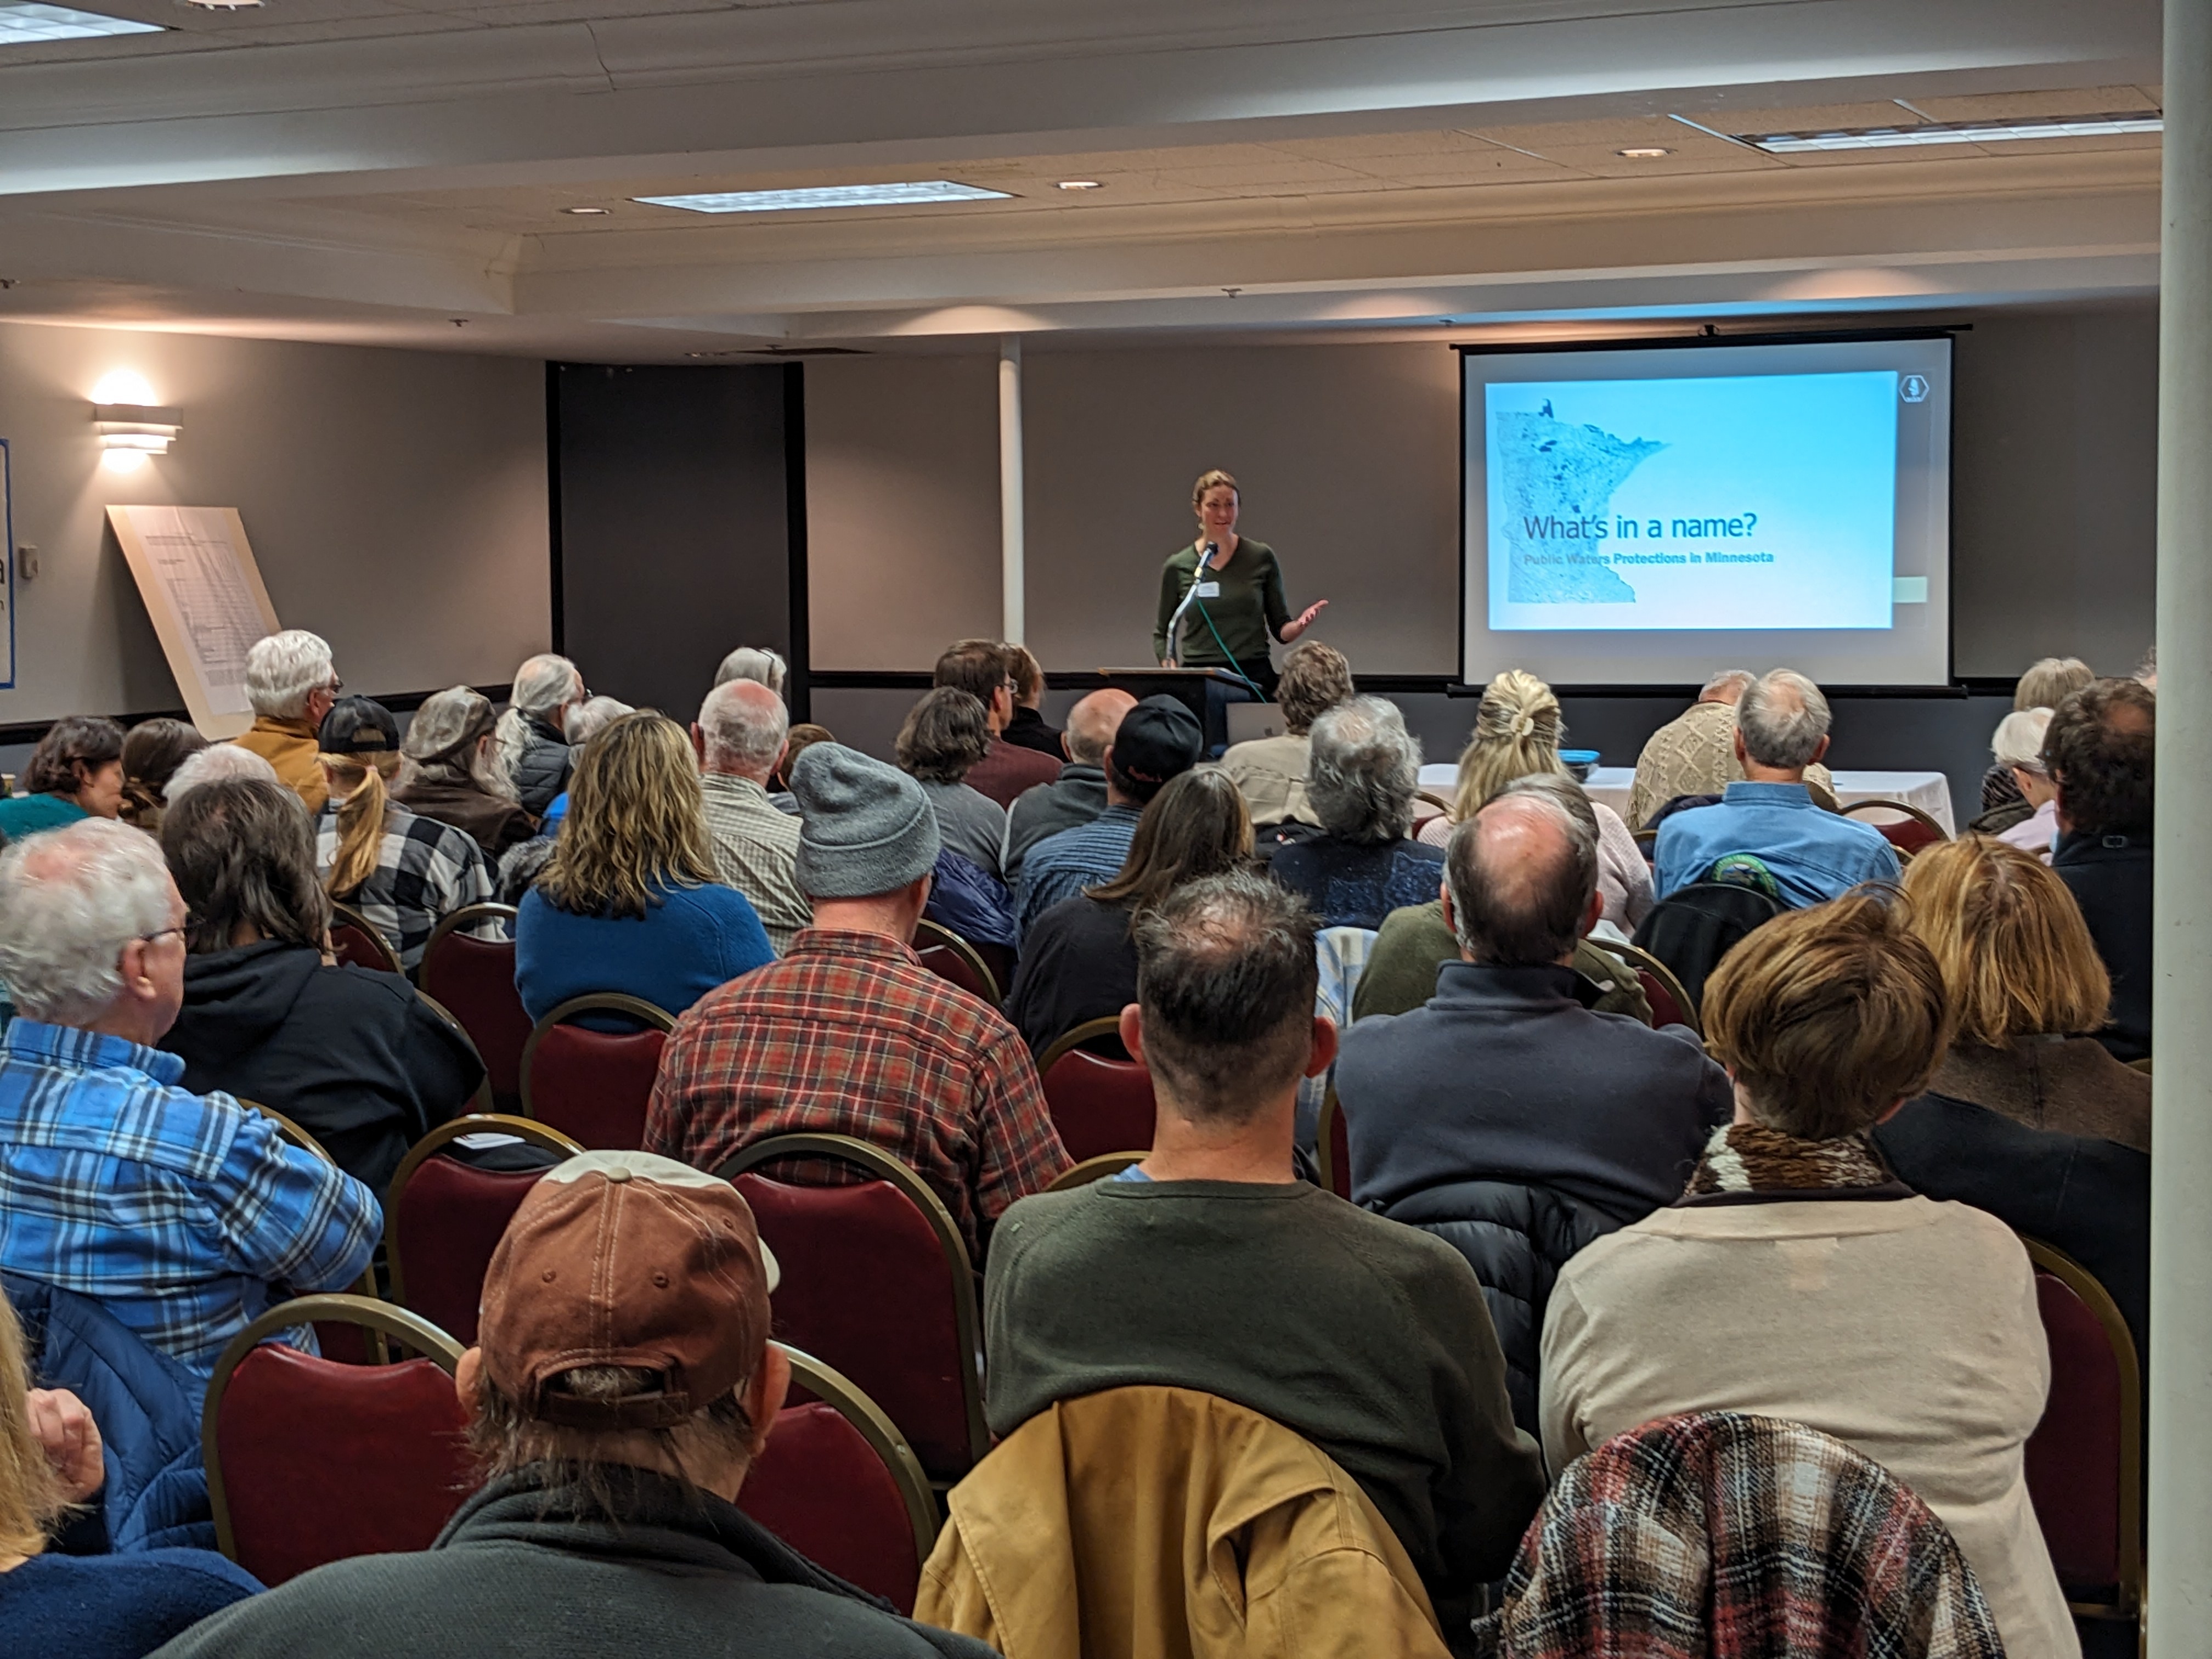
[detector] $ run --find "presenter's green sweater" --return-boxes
[1153,538,1289,666]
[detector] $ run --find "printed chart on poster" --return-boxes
[106,505,279,738]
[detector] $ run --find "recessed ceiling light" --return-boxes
[633,180,1011,215]
[0,2,162,42]
[561,206,611,216]
[1743,112,2160,153]
[177,0,262,11]
[1056,179,1104,191]
[1616,146,1673,159]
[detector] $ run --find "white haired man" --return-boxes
[163,743,280,811]
[1653,670,1898,908]
[693,679,808,952]
[1625,668,1839,831]
[234,629,341,812]
[0,820,380,1374]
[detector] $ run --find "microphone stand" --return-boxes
[1164,543,1216,669]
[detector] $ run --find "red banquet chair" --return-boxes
[2021,1238,2143,1624]
[742,1345,940,1613]
[204,1294,475,1587]
[1841,798,1949,861]
[419,904,528,1114]
[329,901,404,975]
[236,1101,387,1364]
[716,1133,989,1483]
[520,993,676,1150]
[1587,939,1699,1036]
[386,1115,585,1345]
[913,919,1002,1007]
[1034,1017,1156,1164]
[1317,1087,1352,1201]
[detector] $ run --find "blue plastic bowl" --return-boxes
[1560,748,1600,782]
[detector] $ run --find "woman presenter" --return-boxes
[1153,469,1328,699]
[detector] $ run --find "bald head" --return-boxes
[697,676,789,780]
[1064,689,1138,766]
[1444,792,1599,966]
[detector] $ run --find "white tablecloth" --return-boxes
[1417,763,1956,834]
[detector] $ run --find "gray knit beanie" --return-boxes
[791,743,941,900]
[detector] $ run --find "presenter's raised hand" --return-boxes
[1280,599,1330,642]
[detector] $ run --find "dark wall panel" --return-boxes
[554,362,793,721]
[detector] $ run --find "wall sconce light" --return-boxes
[94,404,182,455]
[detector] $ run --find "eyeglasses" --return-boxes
[136,926,185,948]
[324,677,344,696]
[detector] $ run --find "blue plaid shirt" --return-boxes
[0,1019,381,1374]
[1014,805,1142,936]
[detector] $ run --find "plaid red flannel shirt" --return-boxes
[646,928,1070,1262]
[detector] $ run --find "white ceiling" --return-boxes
[0,0,2167,358]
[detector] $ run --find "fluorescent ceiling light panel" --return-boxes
[1744,113,2160,153]
[633,181,1011,214]
[0,1,161,41]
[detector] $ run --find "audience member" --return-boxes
[315,697,495,972]
[647,745,1068,1262]
[1015,695,1201,934]
[153,1150,996,1659]
[0,717,126,844]
[1217,639,1353,828]
[516,712,774,1023]
[0,1283,261,1656]
[765,721,834,814]
[0,820,379,1373]
[1876,834,2149,1346]
[983,872,1545,1633]
[160,778,482,1193]
[933,640,1060,809]
[1625,667,1837,830]
[998,644,1063,758]
[1349,774,1654,1024]
[1001,687,1133,881]
[1005,767,1252,1058]
[393,686,535,860]
[1419,670,1651,929]
[2046,677,2154,1062]
[117,718,207,837]
[1979,657,2092,815]
[1654,670,1898,906]
[163,744,278,810]
[1970,707,2058,854]
[538,695,635,833]
[496,653,586,818]
[713,644,788,697]
[895,688,1007,878]
[234,630,342,812]
[1265,696,1444,929]
[692,679,809,952]
[1541,890,2075,1659]
[1338,782,1729,1425]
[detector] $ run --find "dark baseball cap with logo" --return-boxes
[1110,695,1204,786]
[317,696,402,755]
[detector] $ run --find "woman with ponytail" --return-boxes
[1422,670,1652,930]
[314,698,495,971]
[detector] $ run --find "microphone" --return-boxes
[1167,542,1221,666]
[1202,539,1220,567]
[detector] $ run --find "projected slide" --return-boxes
[1487,373,1899,632]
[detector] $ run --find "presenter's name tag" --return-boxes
[1195,581,1221,597]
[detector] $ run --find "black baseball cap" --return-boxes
[1110,695,1204,785]
[318,696,401,755]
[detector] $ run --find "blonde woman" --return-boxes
[514,710,774,1022]
[315,697,495,972]
[0,1285,260,1650]
[1421,671,1652,929]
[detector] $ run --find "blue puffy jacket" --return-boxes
[4,1272,215,1553]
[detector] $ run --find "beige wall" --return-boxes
[0,322,548,723]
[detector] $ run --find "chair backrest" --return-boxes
[385,1114,585,1344]
[2021,1237,2142,1616]
[1584,939,1701,1037]
[236,1101,385,1362]
[1046,1153,1145,1191]
[1317,1087,1352,1200]
[716,1133,987,1481]
[1630,881,1783,1013]
[1841,798,1949,856]
[329,901,404,975]
[203,1294,473,1586]
[913,918,1001,1007]
[419,904,528,1113]
[1035,1015,1156,1164]
[740,1344,939,1614]
[520,992,676,1151]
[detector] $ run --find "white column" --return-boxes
[2149,2,2212,1650]
[998,334,1025,645]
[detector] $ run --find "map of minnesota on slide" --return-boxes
[1496,404,1665,603]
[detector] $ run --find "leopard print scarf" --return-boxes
[1686,1121,1893,1197]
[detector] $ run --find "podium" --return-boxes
[1097,667,1261,754]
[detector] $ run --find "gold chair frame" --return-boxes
[775,1341,942,1562]
[1033,1015,1133,1077]
[517,992,678,1124]
[1583,937,1701,1037]
[382,1113,585,1308]
[1045,1153,1145,1192]
[329,901,405,975]
[912,918,1002,1007]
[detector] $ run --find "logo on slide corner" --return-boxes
[1900,374,1930,404]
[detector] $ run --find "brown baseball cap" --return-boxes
[478,1150,780,1430]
